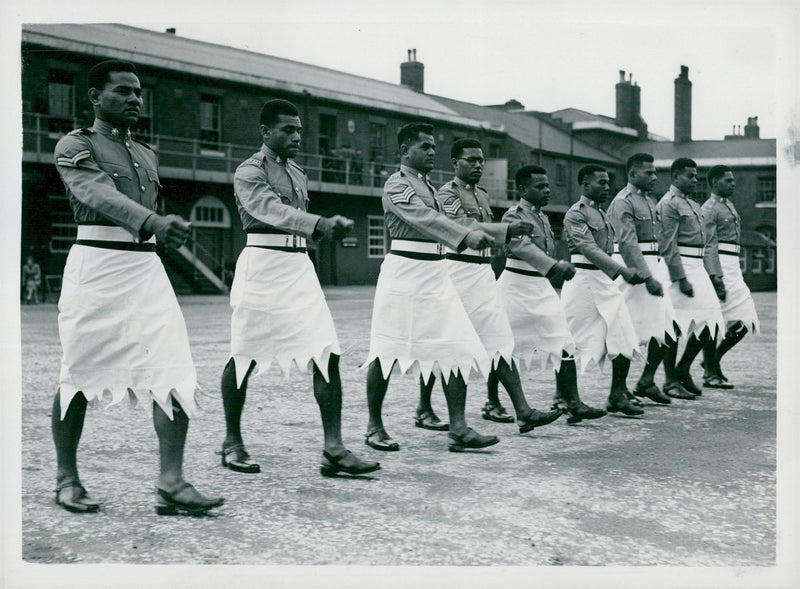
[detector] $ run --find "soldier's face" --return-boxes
[522,174,551,207]
[673,166,698,195]
[583,171,611,202]
[91,71,143,128]
[262,115,302,159]
[714,171,736,198]
[631,163,657,192]
[404,133,436,173]
[453,147,484,185]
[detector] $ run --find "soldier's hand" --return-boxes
[644,276,664,297]
[619,267,645,285]
[464,230,494,251]
[678,277,694,297]
[507,221,534,237]
[316,215,355,241]
[711,275,727,301]
[145,214,191,249]
[549,260,576,282]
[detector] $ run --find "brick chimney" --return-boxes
[400,49,424,93]
[674,65,692,144]
[616,70,649,139]
[744,116,760,138]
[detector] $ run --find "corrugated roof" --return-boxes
[430,96,622,164]
[22,23,487,129]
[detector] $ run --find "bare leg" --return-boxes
[313,354,345,456]
[486,366,501,407]
[366,358,391,434]
[52,390,87,486]
[639,339,664,385]
[492,358,531,418]
[154,398,189,491]
[417,373,436,415]
[440,371,469,436]
[607,355,643,415]
[220,358,256,449]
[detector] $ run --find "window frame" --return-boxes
[367,215,387,259]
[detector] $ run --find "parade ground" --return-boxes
[17,287,778,574]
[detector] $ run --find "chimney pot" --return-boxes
[401,50,424,92]
[619,70,626,82]
[674,66,692,143]
[165,27,176,34]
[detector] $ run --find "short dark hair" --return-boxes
[451,138,482,160]
[670,158,698,176]
[707,164,732,186]
[515,164,548,189]
[88,60,139,91]
[626,153,654,175]
[397,122,434,149]
[260,99,300,128]
[578,164,607,185]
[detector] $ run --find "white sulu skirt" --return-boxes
[718,254,760,333]
[229,247,340,387]
[445,259,515,370]
[560,269,641,373]
[497,270,574,373]
[364,254,491,383]
[57,244,197,420]
[613,254,677,345]
[656,257,725,340]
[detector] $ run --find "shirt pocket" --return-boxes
[97,161,135,194]
[633,213,654,239]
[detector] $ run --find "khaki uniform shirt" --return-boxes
[608,183,658,278]
[382,165,471,250]
[564,196,623,278]
[701,193,741,277]
[656,185,705,282]
[234,145,320,237]
[436,177,508,244]
[501,199,558,275]
[53,119,159,237]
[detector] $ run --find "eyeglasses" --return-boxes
[457,157,485,165]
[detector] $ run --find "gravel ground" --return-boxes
[14,288,780,584]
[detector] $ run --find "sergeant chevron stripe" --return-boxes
[441,197,462,216]
[56,150,91,168]
[390,185,415,205]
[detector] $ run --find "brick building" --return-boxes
[20,25,775,293]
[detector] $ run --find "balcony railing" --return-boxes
[23,112,521,203]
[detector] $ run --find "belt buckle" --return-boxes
[437,243,443,256]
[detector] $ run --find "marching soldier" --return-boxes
[608,153,676,404]
[655,158,726,397]
[497,165,607,424]
[561,165,646,416]
[219,99,379,478]
[363,123,500,453]
[52,60,223,515]
[416,140,561,434]
[700,165,760,388]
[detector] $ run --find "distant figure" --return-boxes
[22,255,42,304]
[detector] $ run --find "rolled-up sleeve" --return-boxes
[609,198,651,278]
[656,199,685,282]
[234,163,320,237]
[564,208,623,279]
[702,204,722,277]
[54,134,154,236]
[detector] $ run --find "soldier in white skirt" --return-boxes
[655,158,726,398]
[608,153,678,404]
[220,100,379,478]
[562,165,647,416]
[364,123,500,453]
[498,165,607,424]
[700,165,760,389]
[52,60,223,515]
[417,141,561,434]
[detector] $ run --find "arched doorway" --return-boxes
[190,195,232,277]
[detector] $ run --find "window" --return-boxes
[319,114,337,155]
[367,215,387,258]
[200,95,222,150]
[555,163,566,186]
[757,177,776,203]
[369,122,386,161]
[739,247,748,273]
[133,87,154,142]
[48,70,74,134]
[695,176,708,203]
[190,196,231,228]
[751,250,764,274]
[47,194,76,253]
[766,248,775,274]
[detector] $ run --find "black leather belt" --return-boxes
[247,245,307,253]
[445,253,490,264]
[504,266,544,277]
[75,239,156,252]
[389,250,445,261]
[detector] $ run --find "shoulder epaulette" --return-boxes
[67,128,94,136]
[476,185,489,194]
[131,137,153,150]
